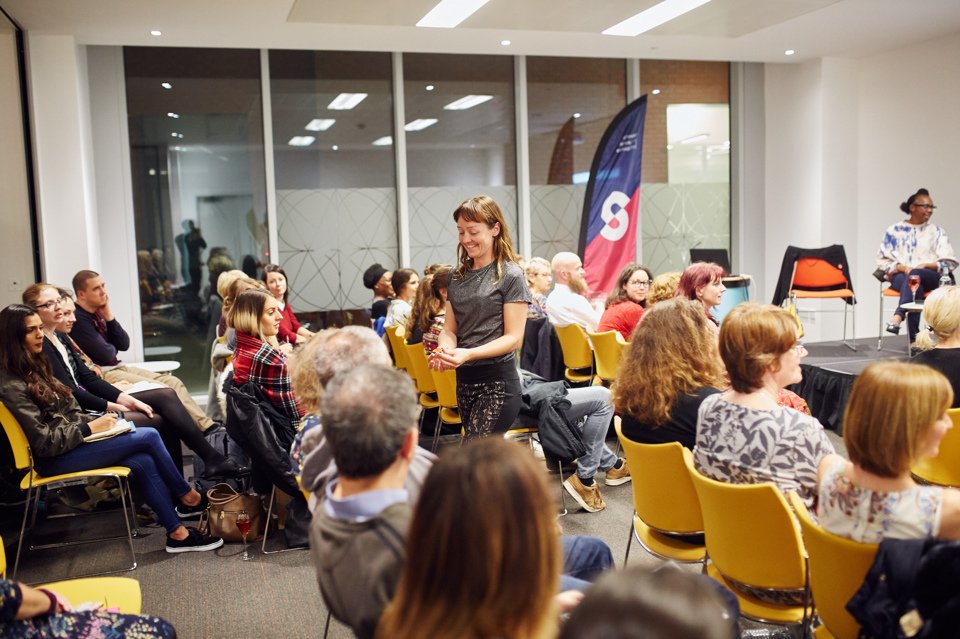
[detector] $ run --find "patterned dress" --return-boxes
[876,220,957,274]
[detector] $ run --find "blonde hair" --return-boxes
[614,298,725,425]
[217,269,248,300]
[916,285,960,350]
[844,361,952,477]
[646,272,681,306]
[452,195,520,281]
[524,257,551,287]
[288,329,335,414]
[228,289,273,339]
[719,304,798,393]
[222,276,262,320]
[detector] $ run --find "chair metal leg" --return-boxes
[556,459,567,517]
[842,300,857,351]
[261,486,307,555]
[323,610,331,638]
[12,484,35,579]
[623,516,634,566]
[430,413,443,453]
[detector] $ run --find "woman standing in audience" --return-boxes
[913,286,960,405]
[694,303,836,508]
[524,257,552,319]
[675,262,726,332]
[384,268,420,329]
[23,283,241,478]
[263,264,314,346]
[429,195,531,439]
[817,361,960,542]
[229,289,302,424]
[0,304,223,553]
[598,263,653,340]
[616,298,725,449]
[376,438,578,639]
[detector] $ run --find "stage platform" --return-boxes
[795,335,913,434]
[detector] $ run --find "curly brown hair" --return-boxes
[613,298,725,426]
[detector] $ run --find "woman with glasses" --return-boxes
[598,263,653,340]
[879,187,957,340]
[523,257,552,319]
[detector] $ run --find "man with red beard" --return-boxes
[546,252,601,333]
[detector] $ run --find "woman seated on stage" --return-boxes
[598,263,653,340]
[693,303,836,508]
[615,298,725,450]
[0,304,223,553]
[913,285,960,405]
[879,188,957,342]
[376,438,581,639]
[229,289,302,425]
[675,262,726,333]
[23,283,242,478]
[817,361,960,543]
[263,263,315,346]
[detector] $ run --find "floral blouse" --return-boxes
[816,459,942,544]
[876,220,957,275]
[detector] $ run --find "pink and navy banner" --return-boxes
[578,94,648,298]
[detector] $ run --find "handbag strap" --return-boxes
[206,482,242,507]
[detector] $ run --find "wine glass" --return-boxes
[236,510,252,561]
[908,274,921,303]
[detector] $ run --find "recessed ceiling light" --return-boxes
[573,112,582,118]
[170,132,183,139]
[327,93,368,110]
[372,136,393,146]
[425,84,435,91]
[500,40,511,46]
[150,30,162,37]
[161,82,173,90]
[443,95,494,110]
[305,118,336,131]
[288,136,316,147]
[417,0,491,28]
[148,168,157,176]
[332,145,339,151]
[171,146,182,151]
[784,49,796,56]
[603,0,713,37]
[405,118,439,131]
[167,112,180,119]
[652,88,661,95]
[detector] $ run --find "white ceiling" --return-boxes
[3,0,960,63]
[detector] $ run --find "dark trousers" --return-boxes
[892,268,940,342]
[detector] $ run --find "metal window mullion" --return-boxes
[393,51,410,267]
[260,49,279,263]
[515,55,531,259]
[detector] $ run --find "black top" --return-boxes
[372,298,391,320]
[912,347,960,408]
[620,387,721,450]
[43,333,121,412]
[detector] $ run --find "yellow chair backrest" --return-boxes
[0,401,32,472]
[615,426,703,534]
[404,342,437,395]
[912,407,960,487]
[431,368,458,410]
[787,492,877,639]
[683,452,806,590]
[385,324,410,371]
[0,534,6,578]
[588,330,626,382]
[555,323,593,370]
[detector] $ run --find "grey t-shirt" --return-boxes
[446,260,531,366]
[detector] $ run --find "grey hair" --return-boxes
[321,364,419,478]
[313,325,391,388]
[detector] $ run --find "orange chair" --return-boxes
[789,256,856,350]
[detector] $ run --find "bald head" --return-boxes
[551,252,586,293]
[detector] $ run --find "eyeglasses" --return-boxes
[793,341,807,355]
[34,297,64,311]
[913,204,937,210]
[627,280,650,287]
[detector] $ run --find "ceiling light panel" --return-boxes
[327,93,368,110]
[443,95,494,110]
[289,136,316,146]
[372,136,393,146]
[404,118,439,131]
[305,118,336,131]
[603,0,713,37]
[417,0,491,28]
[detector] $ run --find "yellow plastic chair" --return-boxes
[911,407,960,487]
[404,342,441,434]
[587,330,627,386]
[787,492,877,639]
[683,452,811,631]
[0,402,137,580]
[429,368,462,453]
[384,324,410,372]
[615,426,706,566]
[554,324,594,385]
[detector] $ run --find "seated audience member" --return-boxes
[645,271,681,306]
[376,439,587,639]
[597,263,653,340]
[288,326,436,505]
[262,264,315,345]
[913,286,960,405]
[363,263,394,321]
[694,303,836,507]
[1,578,177,638]
[214,269,247,337]
[309,364,421,639]
[546,252,600,332]
[405,266,450,355]
[384,268,419,329]
[228,289,301,425]
[68,270,217,432]
[524,256,552,319]
[817,361,960,542]
[403,273,435,345]
[616,298,725,449]
[559,567,737,639]
[675,262,726,332]
[24,284,241,478]
[0,304,222,553]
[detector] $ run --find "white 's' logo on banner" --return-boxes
[600,191,630,242]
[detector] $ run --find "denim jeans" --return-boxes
[559,534,614,591]
[565,386,618,480]
[36,428,191,533]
